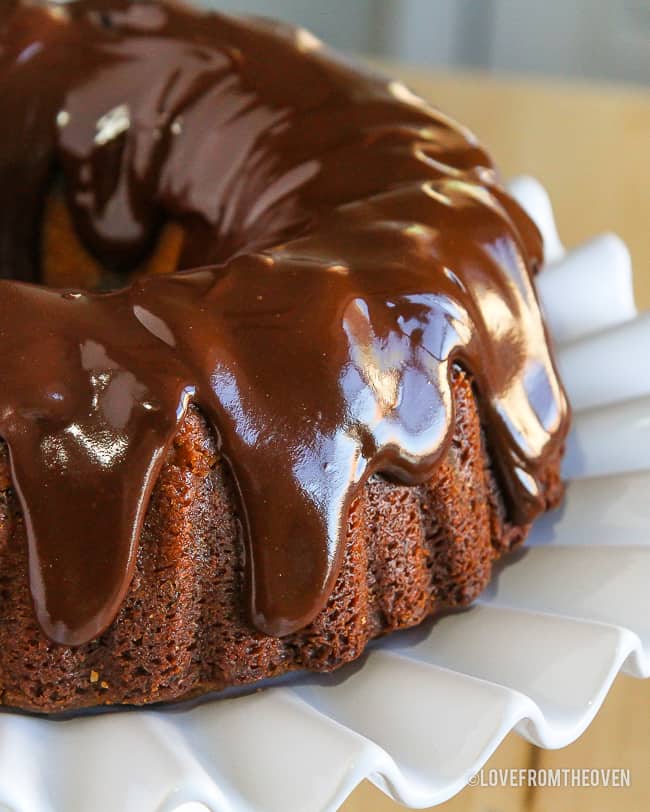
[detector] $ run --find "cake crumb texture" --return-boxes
[0,368,562,713]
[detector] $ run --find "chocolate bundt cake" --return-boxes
[0,0,569,713]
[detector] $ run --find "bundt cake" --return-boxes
[0,0,569,713]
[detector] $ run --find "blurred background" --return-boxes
[200,0,649,86]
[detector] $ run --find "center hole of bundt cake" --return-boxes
[40,189,185,292]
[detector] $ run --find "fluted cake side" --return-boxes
[0,368,562,713]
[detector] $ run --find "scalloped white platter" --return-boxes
[0,177,647,812]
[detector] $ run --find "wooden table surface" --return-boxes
[342,67,650,812]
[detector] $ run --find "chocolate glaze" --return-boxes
[0,0,569,646]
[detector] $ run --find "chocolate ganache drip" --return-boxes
[0,0,569,646]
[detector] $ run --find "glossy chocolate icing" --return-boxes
[0,0,569,646]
